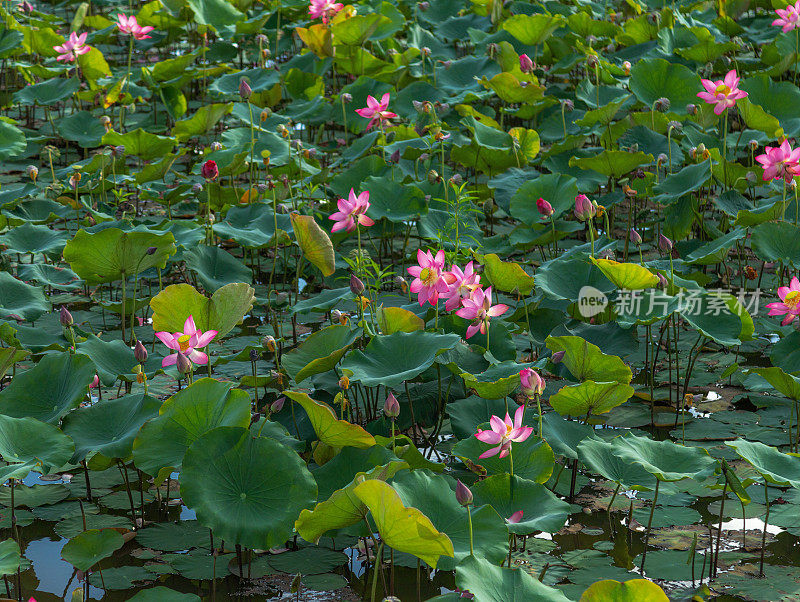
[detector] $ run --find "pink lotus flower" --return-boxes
[329,188,374,233]
[89,374,99,389]
[116,14,154,39]
[755,140,800,183]
[308,0,343,24]
[54,32,91,63]
[774,1,800,32]
[355,93,398,130]
[442,261,481,312]
[474,405,533,459]
[155,315,218,368]
[506,510,524,524]
[766,276,800,325]
[697,70,747,115]
[407,249,453,306]
[519,368,544,398]
[455,286,508,339]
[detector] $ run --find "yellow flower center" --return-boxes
[419,267,438,286]
[178,334,192,352]
[786,290,800,309]
[506,424,513,436]
[715,83,731,96]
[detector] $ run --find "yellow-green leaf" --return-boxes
[479,253,535,295]
[591,258,659,290]
[284,391,375,449]
[377,306,424,334]
[295,461,408,543]
[580,579,669,601]
[290,213,335,277]
[353,480,454,568]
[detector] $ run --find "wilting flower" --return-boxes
[519,368,544,398]
[115,14,154,39]
[474,405,533,459]
[755,140,800,183]
[697,70,747,115]
[774,1,800,31]
[155,315,218,368]
[329,188,374,233]
[355,93,398,130]
[766,276,800,325]
[54,32,90,63]
[308,0,343,24]
[407,249,452,306]
[456,286,509,339]
[201,160,218,181]
[506,510,524,524]
[442,261,481,312]
[574,194,595,221]
[537,197,554,218]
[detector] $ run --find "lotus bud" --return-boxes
[427,169,440,185]
[271,396,285,413]
[134,340,148,363]
[519,53,534,74]
[658,233,673,252]
[263,335,276,352]
[89,374,99,389]
[519,368,545,397]
[536,197,554,217]
[686,103,697,115]
[389,149,400,163]
[238,77,252,100]
[629,229,642,245]
[176,352,192,375]
[339,375,350,390]
[551,350,565,364]
[384,392,400,418]
[654,97,670,112]
[622,60,631,76]
[59,306,73,327]
[27,165,38,182]
[350,273,365,295]
[341,93,353,103]
[201,160,219,181]
[574,194,596,221]
[657,273,668,289]
[454,480,474,507]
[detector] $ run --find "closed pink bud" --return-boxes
[658,233,673,252]
[455,479,473,506]
[519,54,534,74]
[574,194,596,221]
[519,368,545,397]
[551,350,565,364]
[271,396,285,413]
[384,392,400,418]
[201,160,218,181]
[536,197,554,217]
[629,229,642,245]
